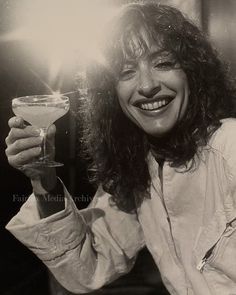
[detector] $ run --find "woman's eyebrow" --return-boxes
[121,50,172,67]
[122,60,137,68]
[148,50,171,61]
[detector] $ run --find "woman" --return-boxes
[5,2,236,294]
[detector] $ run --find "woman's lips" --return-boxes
[133,95,175,111]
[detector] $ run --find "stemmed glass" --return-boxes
[12,94,70,168]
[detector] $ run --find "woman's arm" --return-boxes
[5,116,145,293]
[6,184,145,294]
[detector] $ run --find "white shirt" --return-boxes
[6,118,236,295]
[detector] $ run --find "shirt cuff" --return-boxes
[5,182,87,261]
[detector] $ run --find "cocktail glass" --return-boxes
[12,94,70,168]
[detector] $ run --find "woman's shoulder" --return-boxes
[209,118,236,155]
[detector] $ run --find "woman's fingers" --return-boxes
[5,136,43,156]
[8,116,25,128]
[8,147,42,167]
[47,124,56,139]
[5,126,41,145]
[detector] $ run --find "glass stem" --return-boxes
[40,127,48,161]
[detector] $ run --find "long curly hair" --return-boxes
[78,2,236,212]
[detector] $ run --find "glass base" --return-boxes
[22,160,64,168]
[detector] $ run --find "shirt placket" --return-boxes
[150,158,189,294]
[160,163,183,266]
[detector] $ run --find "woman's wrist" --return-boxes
[31,169,65,218]
[31,168,57,194]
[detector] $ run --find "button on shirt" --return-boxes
[6,118,236,295]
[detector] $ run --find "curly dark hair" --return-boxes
[78,1,236,212]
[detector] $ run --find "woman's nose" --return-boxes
[138,70,161,98]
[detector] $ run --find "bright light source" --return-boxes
[1,0,119,87]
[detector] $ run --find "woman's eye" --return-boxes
[154,61,177,70]
[119,69,136,80]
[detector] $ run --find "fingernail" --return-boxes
[15,117,21,124]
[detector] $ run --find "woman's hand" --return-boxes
[5,116,65,217]
[5,116,56,183]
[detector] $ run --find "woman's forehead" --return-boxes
[122,29,170,63]
[121,26,168,61]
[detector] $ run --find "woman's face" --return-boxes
[115,35,189,137]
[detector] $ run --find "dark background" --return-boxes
[1,1,236,294]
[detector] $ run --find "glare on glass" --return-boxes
[12,94,70,168]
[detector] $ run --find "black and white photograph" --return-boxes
[1,1,236,294]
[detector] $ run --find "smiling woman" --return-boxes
[5,2,236,295]
[82,2,236,211]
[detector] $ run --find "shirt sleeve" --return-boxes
[5,183,145,294]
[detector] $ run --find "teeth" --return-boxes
[153,102,158,109]
[141,103,147,110]
[147,103,152,110]
[139,99,169,110]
